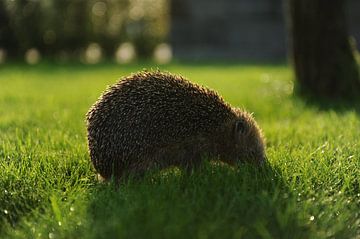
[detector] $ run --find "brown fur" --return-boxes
[86,71,266,181]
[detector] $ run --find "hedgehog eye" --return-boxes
[235,120,247,135]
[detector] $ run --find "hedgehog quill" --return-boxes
[86,71,266,181]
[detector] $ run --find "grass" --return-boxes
[0,62,359,239]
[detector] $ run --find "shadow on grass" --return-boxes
[83,162,310,239]
[293,89,360,115]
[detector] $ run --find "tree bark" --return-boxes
[287,0,360,100]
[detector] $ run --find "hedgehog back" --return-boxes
[87,72,235,166]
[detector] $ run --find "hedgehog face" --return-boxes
[231,112,266,165]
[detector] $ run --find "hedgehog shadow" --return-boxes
[84,161,311,238]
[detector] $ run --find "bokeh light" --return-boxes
[92,1,107,17]
[84,43,102,64]
[153,43,172,64]
[25,48,41,65]
[0,48,6,64]
[115,42,136,64]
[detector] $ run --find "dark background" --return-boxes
[0,0,359,62]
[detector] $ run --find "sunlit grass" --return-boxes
[0,62,359,238]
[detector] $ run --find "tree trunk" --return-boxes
[0,1,18,57]
[287,0,360,100]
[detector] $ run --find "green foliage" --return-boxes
[0,63,359,238]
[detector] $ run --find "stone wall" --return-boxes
[170,0,360,61]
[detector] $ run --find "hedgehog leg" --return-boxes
[123,157,156,180]
[97,159,126,186]
[178,147,203,174]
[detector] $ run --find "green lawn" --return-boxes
[0,62,359,239]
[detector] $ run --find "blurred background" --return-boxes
[0,0,170,64]
[0,0,359,65]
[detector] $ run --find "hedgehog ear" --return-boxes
[234,120,247,136]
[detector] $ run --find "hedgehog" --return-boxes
[86,71,266,181]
